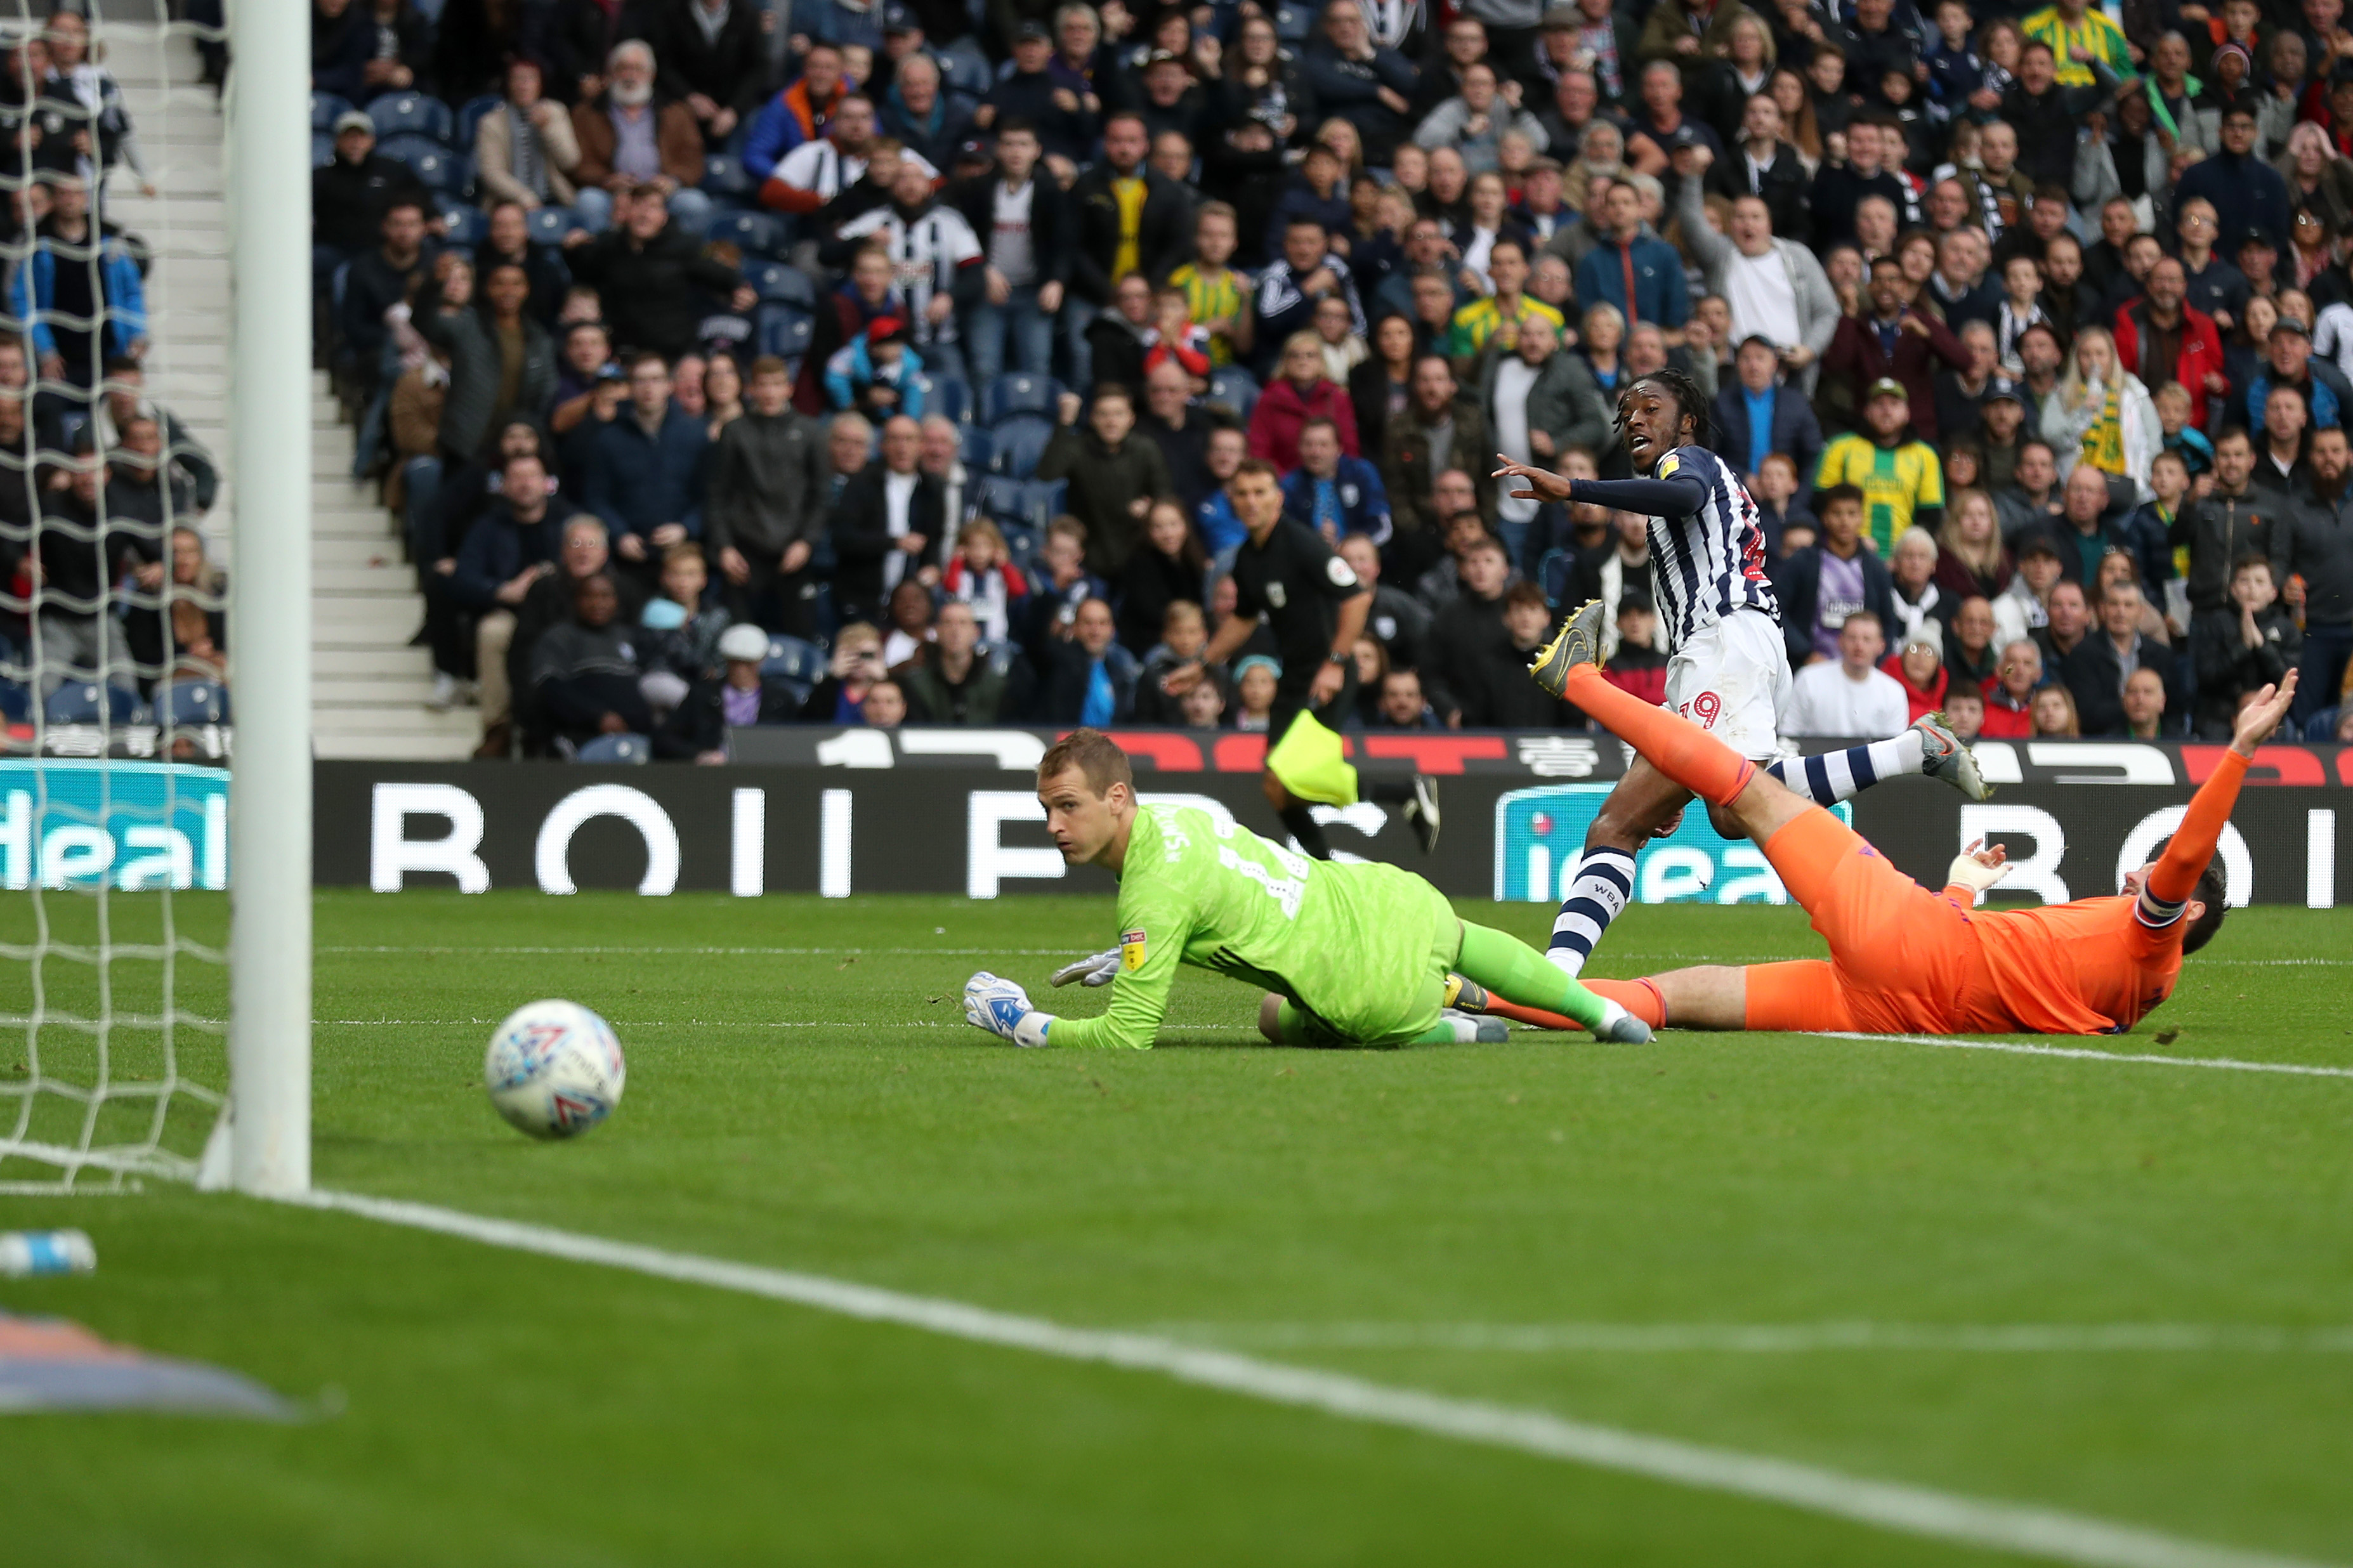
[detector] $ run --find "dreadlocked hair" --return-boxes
[1615,368,1716,455]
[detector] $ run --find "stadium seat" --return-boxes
[763,634,827,685]
[1274,1,1313,40]
[943,51,992,97]
[959,424,993,468]
[0,679,27,722]
[365,91,455,144]
[573,733,650,764]
[707,210,786,259]
[1016,478,1067,532]
[525,206,575,247]
[749,260,815,306]
[310,92,353,132]
[438,204,488,247]
[455,93,502,150]
[987,414,1054,478]
[979,372,1061,426]
[376,135,459,190]
[1207,365,1259,421]
[311,131,335,170]
[974,473,1026,524]
[702,152,754,199]
[43,683,143,726]
[161,681,230,727]
[922,374,971,425]
[756,304,814,361]
[999,528,1039,580]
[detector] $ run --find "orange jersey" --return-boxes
[1970,897,2186,1035]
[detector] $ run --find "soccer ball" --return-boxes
[483,1000,627,1140]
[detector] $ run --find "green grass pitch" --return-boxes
[3,888,2352,1565]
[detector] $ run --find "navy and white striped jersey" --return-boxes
[1640,445,1780,646]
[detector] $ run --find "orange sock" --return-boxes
[1563,665,1755,806]
[1586,978,1667,1028]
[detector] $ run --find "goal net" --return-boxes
[0,4,308,1194]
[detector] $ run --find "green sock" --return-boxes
[1455,922,1609,1030]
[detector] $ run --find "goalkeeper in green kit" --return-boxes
[962,730,1651,1050]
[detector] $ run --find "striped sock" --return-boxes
[1764,731,1925,807]
[1547,847,1637,976]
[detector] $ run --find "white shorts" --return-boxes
[1662,608,1790,761]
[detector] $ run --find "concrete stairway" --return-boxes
[110,23,478,761]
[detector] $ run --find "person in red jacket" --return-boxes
[1820,254,1970,441]
[2113,256,2229,432]
[1247,331,1361,473]
[1881,625,1950,721]
[1977,636,2043,737]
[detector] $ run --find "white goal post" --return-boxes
[224,0,311,1197]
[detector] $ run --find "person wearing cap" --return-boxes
[2234,225,2283,303]
[2246,310,2351,435]
[2177,102,2295,264]
[1812,377,1945,556]
[656,620,801,760]
[1130,48,1205,146]
[311,107,431,265]
[975,21,1097,170]
[2113,256,2229,433]
[1710,334,1823,487]
[1882,619,1950,723]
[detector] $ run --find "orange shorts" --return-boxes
[1741,809,1988,1035]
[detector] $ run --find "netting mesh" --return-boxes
[0,10,232,1192]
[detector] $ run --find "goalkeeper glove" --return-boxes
[964,971,1054,1047]
[1050,948,1122,988]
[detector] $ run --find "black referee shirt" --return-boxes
[1229,519,1367,698]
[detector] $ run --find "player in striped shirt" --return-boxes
[1496,370,1990,976]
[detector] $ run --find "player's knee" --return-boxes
[1587,802,1648,850]
[1257,993,1285,1043]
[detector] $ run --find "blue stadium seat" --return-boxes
[161,681,231,727]
[1207,365,1259,421]
[974,473,1026,524]
[377,134,460,190]
[0,679,27,723]
[980,372,1061,426]
[455,93,502,150]
[959,423,993,468]
[707,210,787,259]
[438,203,488,247]
[921,374,971,425]
[310,92,353,132]
[749,260,815,306]
[756,304,814,361]
[574,733,651,764]
[311,131,335,169]
[943,51,992,97]
[525,206,575,247]
[763,634,827,684]
[987,414,1054,478]
[1016,478,1067,532]
[999,528,1039,581]
[365,91,455,144]
[702,152,754,199]
[1273,1,1313,40]
[43,683,142,726]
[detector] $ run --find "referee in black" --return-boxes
[1163,458,1439,858]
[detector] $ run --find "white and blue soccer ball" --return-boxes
[483,1000,627,1140]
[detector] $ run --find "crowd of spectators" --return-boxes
[315,0,2353,760]
[0,11,226,734]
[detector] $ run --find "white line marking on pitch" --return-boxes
[291,1189,2331,1568]
[316,945,1089,957]
[1819,1033,2353,1081]
[1140,1323,2353,1354]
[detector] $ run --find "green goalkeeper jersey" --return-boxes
[1049,803,1462,1051]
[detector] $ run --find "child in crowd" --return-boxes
[941,518,1030,644]
[1023,516,1106,646]
[1922,0,1989,126]
[638,544,730,717]
[1995,256,2048,375]
[1132,600,1215,724]
[2153,381,2216,486]
[1313,293,1367,384]
[1179,674,1226,729]
[823,317,924,420]
[1231,655,1279,731]
[1143,285,1212,382]
[1167,201,1253,369]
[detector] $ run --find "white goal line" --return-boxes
[1139,1322,2353,1354]
[290,1189,2332,1568]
